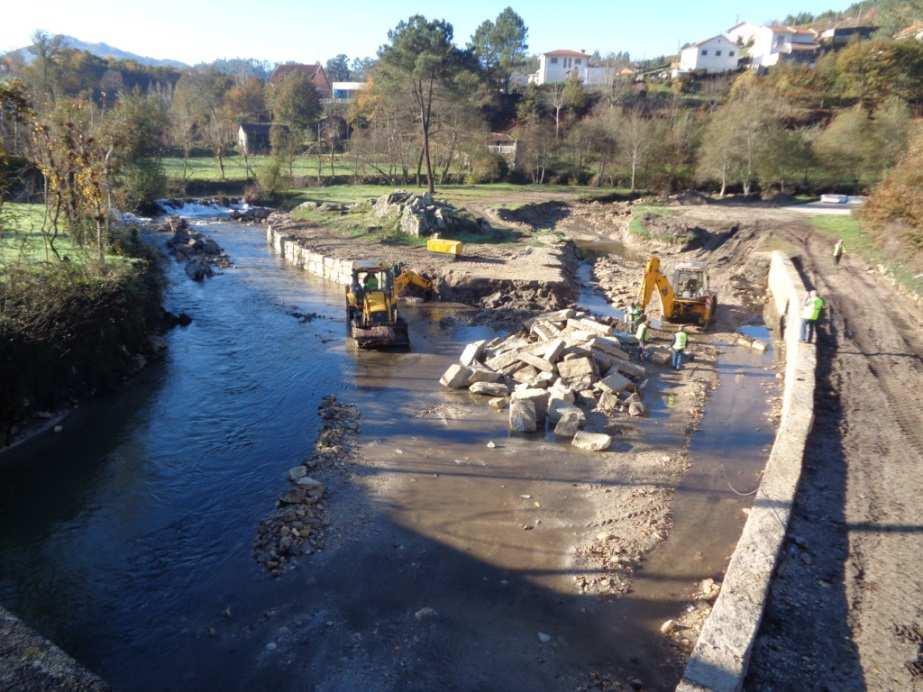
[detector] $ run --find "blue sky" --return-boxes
[3,0,854,65]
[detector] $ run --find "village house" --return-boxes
[329,81,365,103]
[819,25,877,46]
[674,35,740,75]
[486,132,520,168]
[527,50,623,86]
[269,62,332,98]
[726,22,822,69]
[237,123,272,155]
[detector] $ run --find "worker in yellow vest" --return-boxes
[635,315,650,361]
[800,290,825,343]
[671,326,688,370]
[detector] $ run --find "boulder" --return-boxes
[556,356,596,381]
[511,388,551,420]
[460,340,487,367]
[440,363,474,389]
[597,371,631,394]
[554,410,583,438]
[571,431,612,452]
[542,338,567,363]
[288,466,307,482]
[488,397,509,411]
[509,399,537,433]
[628,401,646,417]
[467,365,504,385]
[548,401,585,426]
[469,381,509,397]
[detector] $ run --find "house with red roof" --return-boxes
[269,62,332,98]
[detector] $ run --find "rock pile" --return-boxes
[229,206,272,223]
[253,395,359,576]
[372,189,489,238]
[439,309,650,452]
[164,220,232,281]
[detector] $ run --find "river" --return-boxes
[0,217,776,690]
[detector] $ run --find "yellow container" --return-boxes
[426,238,463,258]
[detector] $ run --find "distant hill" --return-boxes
[6,34,187,69]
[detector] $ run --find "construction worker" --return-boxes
[833,239,844,266]
[635,315,650,361]
[628,303,643,332]
[800,290,825,343]
[671,325,688,370]
[363,272,379,291]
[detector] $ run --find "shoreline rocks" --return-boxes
[253,395,359,576]
[163,219,232,281]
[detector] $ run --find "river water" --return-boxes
[0,219,777,690]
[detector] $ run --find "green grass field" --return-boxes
[810,214,923,295]
[628,205,674,239]
[1,203,129,268]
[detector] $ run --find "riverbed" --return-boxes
[0,217,776,690]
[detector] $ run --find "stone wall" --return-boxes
[268,226,354,285]
[678,251,817,691]
[1,606,108,691]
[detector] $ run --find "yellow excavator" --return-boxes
[638,255,717,327]
[345,262,434,349]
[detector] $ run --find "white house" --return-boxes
[748,26,818,69]
[529,49,590,85]
[725,21,763,46]
[330,81,365,102]
[675,35,740,75]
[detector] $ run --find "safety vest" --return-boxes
[672,331,688,351]
[801,296,824,321]
[635,323,648,343]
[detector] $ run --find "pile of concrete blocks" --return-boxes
[439,309,650,452]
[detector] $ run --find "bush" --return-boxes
[117,159,168,212]
[861,125,923,253]
[466,152,508,184]
[255,158,293,200]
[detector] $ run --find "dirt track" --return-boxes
[746,222,923,690]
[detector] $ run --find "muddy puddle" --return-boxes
[0,219,777,691]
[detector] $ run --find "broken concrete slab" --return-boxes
[440,363,474,389]
[469,381,510,397]
[509,399,537,433]
[586,336,630,360]
[571,431,613,452]
[512,365,539,384]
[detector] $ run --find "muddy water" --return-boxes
[0,220,776,690]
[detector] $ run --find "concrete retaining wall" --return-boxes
[267,226,354,285]
[678,251,817,691]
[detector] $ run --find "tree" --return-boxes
[170,76,199,180]
[350,57,376,81]
[832,38,923,107]
[469,7,528,92]
[616,107,655,191]
[861,124,923,249]
[377,15,470,193]
[27,31,65,104]
[546,82,566,140]
[224,77,267,123]
[268,70,322,133]
[325,54,351,81]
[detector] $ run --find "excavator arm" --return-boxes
[638,256,675,319]
[393,269,434,300]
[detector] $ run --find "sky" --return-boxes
[2,0,856,65]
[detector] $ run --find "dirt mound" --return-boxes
[497,201,570,230]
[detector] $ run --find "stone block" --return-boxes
[511,388,551,420]
[440,363,473,389]
[509,399,537,433]
[556,357,596,381]
[517,351,555,373]
[469,381,509,397]
[597,371,631,394]
[571,431,612,452]
[460,340,487,367]
[542,338,567,363]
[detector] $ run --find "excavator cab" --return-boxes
[346,262,409,349]
[638,256,717,328]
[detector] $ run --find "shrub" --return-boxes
[466,152,508,184]
[255,158,292,200]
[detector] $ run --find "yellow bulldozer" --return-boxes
[638,255,717,327]
[345,261,434,349]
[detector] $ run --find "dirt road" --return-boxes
[746,225,923,690]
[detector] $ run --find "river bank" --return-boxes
[0,241,167,450]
